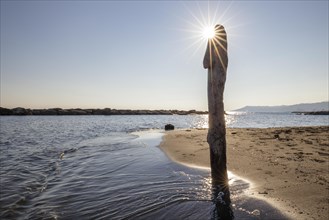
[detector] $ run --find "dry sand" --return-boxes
[160,126,329,220]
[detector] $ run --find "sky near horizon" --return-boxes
[1,1,328,111]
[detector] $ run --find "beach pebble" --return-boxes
[274,134,280,139]
[251,209,261,216]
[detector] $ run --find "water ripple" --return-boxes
[0,115,305,219]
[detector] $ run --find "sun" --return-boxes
[176,1,239,59]
[203,26,215,39]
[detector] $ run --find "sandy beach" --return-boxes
[160,126,329,220]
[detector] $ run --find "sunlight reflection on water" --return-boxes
[192,113,242,128]
[0,114,321,219]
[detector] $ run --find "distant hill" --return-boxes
[233,101,329,112]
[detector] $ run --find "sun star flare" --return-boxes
[203,26,215,39]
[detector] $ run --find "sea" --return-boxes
[0,113,328,219]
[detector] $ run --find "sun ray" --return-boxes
[191,38,207,57]
[183,2,205,28]
[175,1,245,62]
[219,12,240,28]
[217,1,234,24]
[211,1,221,26]
[179,17,204,32]
[224,22,251,32]
[172,27,203,34]
[213,36,227,47]
[197,1,207,28]
[184,38,207,63]
[175,34,203,42]
[212,40,227,72]
[207,1,211,26]
[181,37,205,55]
[212,39,227,52]
[209,39,213,72]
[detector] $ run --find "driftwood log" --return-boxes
[203,24,233,219]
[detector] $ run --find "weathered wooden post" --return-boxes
[203,24,233,219]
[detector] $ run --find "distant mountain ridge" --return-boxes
[234,101,329,112]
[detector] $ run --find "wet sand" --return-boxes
[160,126,329,220]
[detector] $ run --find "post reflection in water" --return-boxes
[211,180,234,219]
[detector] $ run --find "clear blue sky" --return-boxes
[1,1,328,111]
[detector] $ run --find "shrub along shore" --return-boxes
[0,107,208,116]
[1,107,327,116]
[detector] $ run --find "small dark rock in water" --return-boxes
[165,124,175,130]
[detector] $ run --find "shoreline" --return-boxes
[160,126,329,220]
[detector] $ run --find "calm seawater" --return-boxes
[0,113,327,219]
